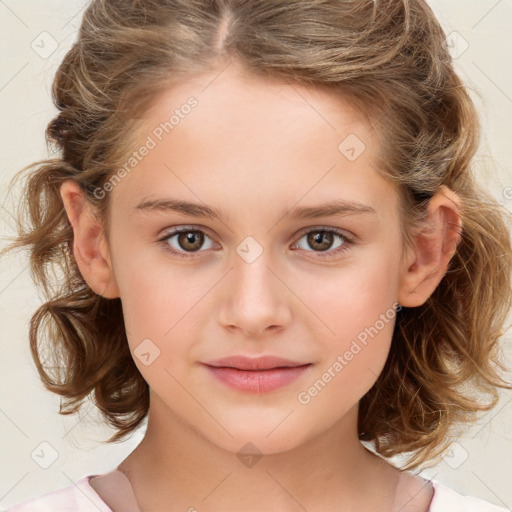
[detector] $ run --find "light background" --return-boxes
[1,0,511,509]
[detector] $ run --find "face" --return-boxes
[106,63,407,454]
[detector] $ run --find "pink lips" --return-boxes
[202,355,312,393]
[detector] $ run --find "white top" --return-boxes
[5,475,510,511]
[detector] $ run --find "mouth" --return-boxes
[203,355,310,371]
[201,357,312,393]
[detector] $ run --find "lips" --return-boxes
[202,355,312,393]
[203,355,309,370]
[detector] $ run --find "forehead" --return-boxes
[143,65,371,150]
[110,65,398,223]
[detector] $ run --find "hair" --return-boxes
[2,0,511,471]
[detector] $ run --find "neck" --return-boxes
[117,392,401,512]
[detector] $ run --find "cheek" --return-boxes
[114,265,198,391]
[295,288,398,419]
[109,235,192,348]
[118,268,195,339]
[298,250,400,342]
[295,251,400,395]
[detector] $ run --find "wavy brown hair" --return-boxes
[2,0,511,470]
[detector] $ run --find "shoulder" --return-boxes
[5,476,113,512]
[429,479,510,512]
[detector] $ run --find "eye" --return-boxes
[158,227,217,258]
[157,226,354,260]
[291,227,353,259]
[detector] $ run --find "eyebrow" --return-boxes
[134,197,377,222]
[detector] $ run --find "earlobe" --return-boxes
[60,180,120,299]
[398,185,463,308]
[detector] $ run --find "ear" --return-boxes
[398,185,463,308]
[59,180,120,299]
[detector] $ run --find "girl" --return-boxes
[2,0,511,510]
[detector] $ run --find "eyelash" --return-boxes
[157,226,354,260]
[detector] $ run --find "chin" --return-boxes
[204,422,307,457]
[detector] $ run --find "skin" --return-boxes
[60,61,462,511]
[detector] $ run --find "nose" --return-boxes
[218,247,292,338]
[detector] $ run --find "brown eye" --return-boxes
[293,227,353,259]
[306,231,335,252]
[176,231,205,252]
[159,227,216,258]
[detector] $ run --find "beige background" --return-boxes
[1,0,511,509]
